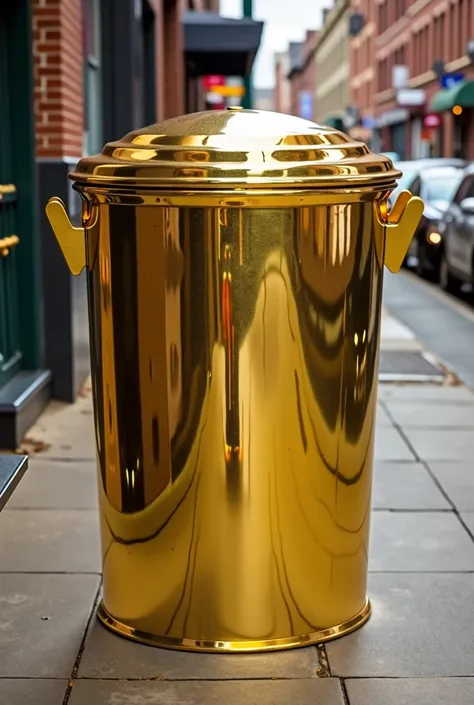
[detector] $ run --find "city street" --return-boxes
[1,279,474,704]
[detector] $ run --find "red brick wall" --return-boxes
[289,32,317,118]
[374,0,474,121]
[349,0,377,117]
[33,0,84,158]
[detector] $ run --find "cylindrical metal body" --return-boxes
[46,109,423,652]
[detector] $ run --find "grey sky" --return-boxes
[219,0,329,89]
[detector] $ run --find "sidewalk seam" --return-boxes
[62,580,102,705]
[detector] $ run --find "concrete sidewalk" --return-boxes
[1,310,474,704]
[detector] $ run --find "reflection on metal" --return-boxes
[46,109,421,653]
[0,234,19,257]
[0,184,16,195]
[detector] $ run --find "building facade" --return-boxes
[373,0,474,160]
[348,0,377,145]
[274,51,291,115]
[287,32,317,120]
[0,0,262,448]
[314,0,350,128]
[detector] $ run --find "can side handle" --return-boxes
[45,197,87,276]
[382,190,424,273]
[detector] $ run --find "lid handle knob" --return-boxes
[46,197,87,276]
[384,191,424,273]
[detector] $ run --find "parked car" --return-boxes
[389,158,467,208]
[403,165,466,278]
[436,165,474,293]
[380,151,401,164]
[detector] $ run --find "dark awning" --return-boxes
[431,80,474,113]
[183,11,264,77]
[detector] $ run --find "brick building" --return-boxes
[348,0,377,144]
[274,50,291,115]
[286,32,317,119]
[350,0,474,160]
[0,0,262,448]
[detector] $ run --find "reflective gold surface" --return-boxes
[70,109,401,190]
[46,109,423,652]
[85,198,385,651]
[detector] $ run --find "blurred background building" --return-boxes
[314,1,349,128]
[287,32,317,120]
[273,50,291,114]
[272,0,474,153]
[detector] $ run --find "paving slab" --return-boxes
[0,509,101,573]
[0,573,99,678]
[69,679,345,705]
[375,405,393,427]
[346,678,474,705]
[428,462,474,511]
[372,462,449,510]
[378,384,474,403]
[402,429,474,461]
[369,511,474,572]
[384,402,474,428]
[374,427,415,461]
[8,459,98,509]
[79,619,321,680]
[20,397,96,460]
[326,573,474,677]
[0,680,68,705]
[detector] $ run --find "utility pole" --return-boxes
[242,0,253,109]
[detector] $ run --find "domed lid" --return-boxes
[70,108,401,191]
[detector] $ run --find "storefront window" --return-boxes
[82,0,102,155]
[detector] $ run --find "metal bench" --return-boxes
[0,455,28,512]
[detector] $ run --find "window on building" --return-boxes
[449,3,456,61]
[433,15,439,58]
[458,0,464,61]
[440,12,446,57]
[82,0,102,156]
[467,2,472,53]
[424,25,429,72]
[379,2,388,34]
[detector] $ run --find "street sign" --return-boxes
[361,115,376,129]
[203,75,225,88]
[440,73,464,89]
[424,113,442,129]
[396,88,425,107]
[209,85,245,97]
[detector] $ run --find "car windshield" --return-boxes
[424,173,463,203]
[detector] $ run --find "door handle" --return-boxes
[0,234,20,257]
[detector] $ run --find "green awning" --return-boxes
[431,79,474,113]
[323,115,344,130]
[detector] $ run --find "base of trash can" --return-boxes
[96,598,371,653]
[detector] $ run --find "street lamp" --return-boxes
[242,0,253,109]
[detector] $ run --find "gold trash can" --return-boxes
[46,109,422,653]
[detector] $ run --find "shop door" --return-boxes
[0,10,22,387]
